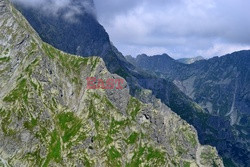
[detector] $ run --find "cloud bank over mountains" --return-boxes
[94,0,250,58]
[12,0,95,22]
[12,0,250,58]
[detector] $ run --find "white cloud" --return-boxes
[12,0,96,22]
[94,0,250,58]
[12,0,250,58]
[197,43,250,58]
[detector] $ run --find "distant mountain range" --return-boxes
[126,52,250,166]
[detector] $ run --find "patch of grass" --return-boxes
[105,135,113,145]
[0,56,10,63]
[146,146,165,164]
[83,156,92,167]
[109,117,128,135]
[127,145,166,167]
[88,100,100,130]
[187,133,197,147]
[176,145,188,156]
[30,80,38,90]
[106,117,129,145]
[103,96,115,109]
[184,161,191,167]
[58,51,88,73]
[92,93,101,99]
[42,43,55,59]
[107,146,122,167]
[24,118,38,131]
[1,109,15,135]
[127,97,141,120]
[200,150,216,161]
[72,77,80,84]
[27,41,38,57]
[0,66,10,76]
[42,130,61,167]
[31,42,37,51]
[40,127,48,140]
[25,59,40,76]
[181,127,197,147]
[3,78,29,104]
[90,57,100,71]
[126,132,138,144]
[126,146,145,167]
[57,112,82,143]
[108,146,121,159]
[24,149,42,166]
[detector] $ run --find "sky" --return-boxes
[12,0,250,59]
[94,0,250,58]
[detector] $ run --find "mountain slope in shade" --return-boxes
[0,0,224,166]
[126,52,250,166]
[177,56,205,64]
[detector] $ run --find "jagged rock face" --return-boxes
[127,53,250,166]
[0,0,224,166]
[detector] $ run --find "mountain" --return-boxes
[11,0,218,152]
[11,0,239,166]
[12,0,212,122]
[177,56,205,64]
[126,53,250,166]
[0,0,224,166]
